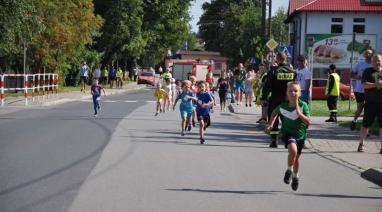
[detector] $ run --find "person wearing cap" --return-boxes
[325,64,340,122]
[295,55,311,104]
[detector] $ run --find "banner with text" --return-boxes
[305,34,377,69]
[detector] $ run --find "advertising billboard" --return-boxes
[305,34,377,68]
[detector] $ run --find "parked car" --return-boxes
[312,78,354,100]
[137,71,157,86]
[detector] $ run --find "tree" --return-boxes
[198,0,264,66]
[271,7,288,46]
[0,0,44,72]
[94,0,145,71]
[141,0,194,67]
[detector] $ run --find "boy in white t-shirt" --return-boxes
[295,55,312,104]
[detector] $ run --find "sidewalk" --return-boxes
[1,81,147,107]
[229,103,382,187]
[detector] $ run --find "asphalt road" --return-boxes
[0,88,381,212]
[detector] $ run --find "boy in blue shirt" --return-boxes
[196,82,214,144]
[173,80,197,136]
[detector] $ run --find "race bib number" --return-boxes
[277,73,294,80]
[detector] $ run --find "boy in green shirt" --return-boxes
[266,81,310,191]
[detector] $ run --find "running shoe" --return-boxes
[357,144,364,152]
[291,177,299,191]
[181,131,185,136]
[380,148,382,154]
[350,121,356,131]
[192,120,196,127]
[284,170,292,184]
[188,125,192,131]
[155,112,159,116]
[245,103,248,107]
[200,138,205,144]
[94,114,98,118]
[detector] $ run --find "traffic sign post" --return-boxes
[265,39,279,68]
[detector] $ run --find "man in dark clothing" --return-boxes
[357,54,382,154]
[261,52,296,148]
[325,64,340,122]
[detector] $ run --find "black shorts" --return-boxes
[281,135,305,155]
[197,114,211,127]
[354,92,365,103]
[362,102,382,128]
[80,76,88,83]
[219,91,227,102]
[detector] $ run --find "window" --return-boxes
[331,18,343,33]
[353,18,365,33]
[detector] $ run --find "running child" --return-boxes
[265,81,310,191]
[173,80,197,136]
[90,79,106,117]
[154,83,168,116]
[217,72,230,112]
[196,81,214,144]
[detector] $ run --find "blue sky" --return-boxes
[189,0,289,32]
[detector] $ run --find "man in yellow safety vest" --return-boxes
[325,64,340,122]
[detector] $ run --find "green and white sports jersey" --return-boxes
[275,100,310,140]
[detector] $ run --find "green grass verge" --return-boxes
[338,120,379,135]
[310,100,357,116]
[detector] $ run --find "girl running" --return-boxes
[244,71,255,107]
[196,82,214,144]
[173,80,196,136]
[265,82,310,191]
[154,83,168,116]
[90,79,106,117]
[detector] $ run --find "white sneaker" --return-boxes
[94,114,98,118]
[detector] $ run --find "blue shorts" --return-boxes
[235,82,244,92]
[180,109,193,119]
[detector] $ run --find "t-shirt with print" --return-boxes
[218,78,229,92]
[362,67,382,103]
[295,67,311,91]
[196,92,213,116]
[275,100,310,140]
[176,91,195,111]
[352,61,372,93]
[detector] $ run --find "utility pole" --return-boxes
[268,0,272,39]
[261,0,267,41]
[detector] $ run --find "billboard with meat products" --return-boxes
[305,34,377,69]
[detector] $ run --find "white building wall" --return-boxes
[299,12,382,54]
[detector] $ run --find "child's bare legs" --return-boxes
[156,100,161,115]
[181,117,186,135]
[199,119,205,143]
[288,143,298,170]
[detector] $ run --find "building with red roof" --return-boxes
[286,0,382,81]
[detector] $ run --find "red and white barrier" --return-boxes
[0,73,58,106]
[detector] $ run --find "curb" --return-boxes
[361,168,382,187]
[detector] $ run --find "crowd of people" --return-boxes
[152,51,382,191]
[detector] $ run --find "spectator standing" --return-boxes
[80,61,89,92]
[93,65,101,80]
[109,66,117,89]
[325,64,340,122]
[101,67,108,85]
[295,55,312,104]
[116,67,123,88]
[350,49,373,130]
[357,54,382,154]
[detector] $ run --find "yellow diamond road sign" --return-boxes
[266,38,278,50]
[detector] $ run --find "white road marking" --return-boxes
[124,100,137,103]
